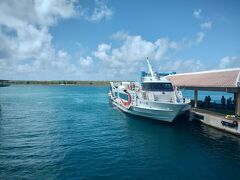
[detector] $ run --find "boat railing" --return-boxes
[139,91,188,103]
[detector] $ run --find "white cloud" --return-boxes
[111,31,129,41]
[91,30,223,79]
[79,56,93,67]
[0,0,77,58]
[192,9,212,46]
[92,33,182,79]
[34,0,77,25]
[200,21,212,30]
[159,59,205,73]
[219,56,240,69]
[93,43,111,61]
[0,0,77,27]
[181,32,205,48]
[196,32,205,44]
[0,0,114,80]
[86,0,113,21]
[0,1,229,81]
[92,30,220,79]
[154,38,180,59]
[0,0,82,79]
[94,34,180,66]
[193,9,202,19]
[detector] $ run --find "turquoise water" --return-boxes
[0,85,240,179]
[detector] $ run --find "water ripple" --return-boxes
[0,85,240,179]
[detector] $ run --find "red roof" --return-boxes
[167,68,240,88]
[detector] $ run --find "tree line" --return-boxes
[9,80,111,86]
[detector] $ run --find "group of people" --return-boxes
[204,95,233,109]
[221,96,232,109]
[204,96,211,108]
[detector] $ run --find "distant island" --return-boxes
[7,80,111,86]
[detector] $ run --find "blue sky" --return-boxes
[0,0,240,80]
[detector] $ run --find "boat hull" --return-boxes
[110,97,190,122]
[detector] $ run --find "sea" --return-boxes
[0,85,240,179]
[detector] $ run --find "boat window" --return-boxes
[142,83,173,91]
[119,93,129,101]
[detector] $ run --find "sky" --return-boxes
[0,0,240,80]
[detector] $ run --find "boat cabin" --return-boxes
[142,82,174,92]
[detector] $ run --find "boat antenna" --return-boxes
[146,57,155,79]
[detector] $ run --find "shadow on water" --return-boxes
[114,106,240,142]
[124,112,172,125]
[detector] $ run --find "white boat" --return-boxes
[109,59,191,122]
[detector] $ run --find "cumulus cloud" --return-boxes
[94,33,180,69]
[93,44,111,62]
[91,30,222,79]
[200,21,212,30]
[79,56,93,67]
[219,56,240,69]
[86,0,113,21]
[193,9,202,19]
[0,0,114,80]
[0,0,77,27]
[0,0,79,79]
[91,32,184,79]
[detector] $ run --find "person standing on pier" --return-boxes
[204,96,208,108]
[221,96,226,108]
[227,97,232,109]
[207,96,211,108]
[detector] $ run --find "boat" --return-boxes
[108,59,191,122]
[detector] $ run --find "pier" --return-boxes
[167,68,240,136]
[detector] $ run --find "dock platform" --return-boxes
[191,108,240,136]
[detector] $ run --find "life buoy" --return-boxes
[120,91,132,109]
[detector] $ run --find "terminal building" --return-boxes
[167,68,240,135]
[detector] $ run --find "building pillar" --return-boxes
[235,92,240,116]
[194,89,198,108]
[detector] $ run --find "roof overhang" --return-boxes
[167,68,240,93]
[177,86,240,93]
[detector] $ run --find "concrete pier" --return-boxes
[191,108,240,136]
